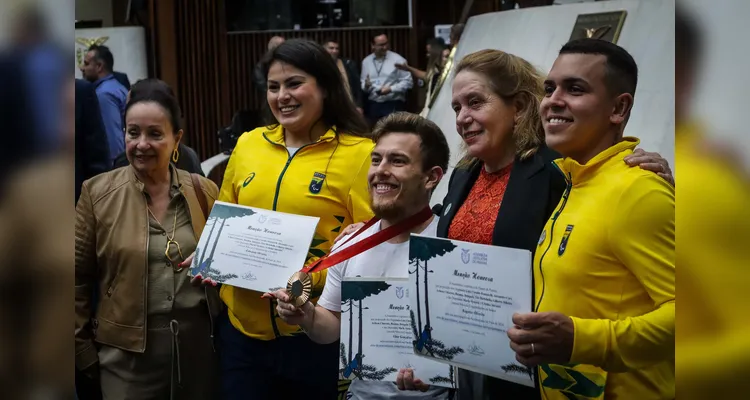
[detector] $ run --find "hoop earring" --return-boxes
[172,148,180,163]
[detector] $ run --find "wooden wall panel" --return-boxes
[173,0,229,162]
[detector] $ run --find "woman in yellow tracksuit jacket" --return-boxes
[215,40,374,399]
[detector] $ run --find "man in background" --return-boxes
[323,38,364,114]
[81,44,128,166]
[253,36,285,95]
[361,32,413,126]
[75,79,110,203]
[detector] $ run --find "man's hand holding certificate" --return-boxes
[408,234,535,387]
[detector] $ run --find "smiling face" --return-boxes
[125,101,182,177]
[267,61,325,134]
[540,53,631,162]
[368,133,437,221]
[451,70,519,164]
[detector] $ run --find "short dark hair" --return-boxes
[88,45,115,72]
[676,5,702,67]
[426,37,447,49]
[371,31,388,44]
[126,78,183,134]
[559,38,638,97]
[260,39,369,137]
[322,38,338,46]
[372,112,450,173]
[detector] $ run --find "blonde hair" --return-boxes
[454,49,545,168]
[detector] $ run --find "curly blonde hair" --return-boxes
[454,49,545,168]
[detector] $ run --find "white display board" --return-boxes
[74,26,148,83]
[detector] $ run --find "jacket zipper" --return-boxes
[262,133,317,338]
[534,165,572,312]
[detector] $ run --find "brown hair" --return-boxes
[372,112,450,174]
[454,49,545,168]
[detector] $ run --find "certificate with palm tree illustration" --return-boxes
[408,234,534,387]
[189,201,319,293]
[339,278,455,388]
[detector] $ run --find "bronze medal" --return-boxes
[286,271,313,307]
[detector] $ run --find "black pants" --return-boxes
[365,100,406,127]
[217,311,340,400]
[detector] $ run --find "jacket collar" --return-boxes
[262,124,338,146]
[129,164,182,194]
[554,137,640,186]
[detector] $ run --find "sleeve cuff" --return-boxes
[570,316,608,366]
[75,340,99,371]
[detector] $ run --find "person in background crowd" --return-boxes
[190,38,373,400]
[510,38,674,400]
[323,38,365,114]
[113,79,204,176]
[395,37,449,116]
[75,80,220,400]
[253,36,285,96]
[81,44,128,166]
[11,4,65,155]
[269,112,453,400]
[75,78,110,204]
[337,47,674,399]
[0,78,73,400]
[361,32,413,126]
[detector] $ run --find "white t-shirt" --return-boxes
[317,217,440,313]
[316,217,450,399]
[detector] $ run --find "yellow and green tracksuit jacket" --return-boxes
[218,124,374,340]
[534,137,675,399]
[676,122,750,398]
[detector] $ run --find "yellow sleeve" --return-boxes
[218,143,240,204]
[570,177,675,372]
[347,149,375,224]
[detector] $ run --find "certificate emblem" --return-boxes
[558,225,574,256]
[395,287,405,299]
[461,249,471,264]
[309,172,326,194]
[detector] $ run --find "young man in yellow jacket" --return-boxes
[508,39,675,399]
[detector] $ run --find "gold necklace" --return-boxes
[148,206,185,272]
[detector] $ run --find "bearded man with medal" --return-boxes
[265,113,453,399]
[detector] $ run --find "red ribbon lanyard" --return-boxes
[301,206,433,274]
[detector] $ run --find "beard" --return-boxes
[370,181,428,222]
[372,199,405,221]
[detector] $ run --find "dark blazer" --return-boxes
[253,61,267,95]
[112,71,131,90]
[113,142,205,177]
[436,145,566,400]
[0,53,34,195]
[341,58,364,109]
[75,79,111,204]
